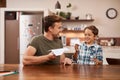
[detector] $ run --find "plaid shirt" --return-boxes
[77,42,103,65]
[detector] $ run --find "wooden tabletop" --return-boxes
[0,64,120,80]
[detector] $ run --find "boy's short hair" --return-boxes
[84,25,99,36]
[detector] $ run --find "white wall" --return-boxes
[0,0,120,64]
[2,0,119,36]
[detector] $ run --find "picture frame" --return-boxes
[0,0,6,7]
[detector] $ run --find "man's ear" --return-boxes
[48,26,53,32]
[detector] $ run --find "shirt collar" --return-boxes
[83,42,98,47]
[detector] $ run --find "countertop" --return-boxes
[64,46,120,54]
[64,46,120,64]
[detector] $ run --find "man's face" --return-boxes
[50,22,63,38]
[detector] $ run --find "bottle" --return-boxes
[110,38,114,46]
[61,35,66,47]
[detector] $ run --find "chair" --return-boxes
[106,58,120,65]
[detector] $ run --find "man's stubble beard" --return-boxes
[53,33,60,39]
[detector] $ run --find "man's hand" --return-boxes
[48,52,56,60]
[62,58,72,65]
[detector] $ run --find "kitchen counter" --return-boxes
[64,46,120,64]
[102,46,120,64]
[102,46,120,49]
[64,46,120,53]
[20,46,120,65]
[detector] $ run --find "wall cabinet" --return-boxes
[0,0,6,7]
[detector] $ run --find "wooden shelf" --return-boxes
[62,19,94,22]
[62,30,84,33]
[61,19,94,34]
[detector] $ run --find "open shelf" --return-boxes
[62,30,84,33]
[62,19,94,22]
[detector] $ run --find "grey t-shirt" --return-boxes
[28,34,63,64]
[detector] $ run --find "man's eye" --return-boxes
[59,27,63,29]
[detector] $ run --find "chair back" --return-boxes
[106,58,120,65]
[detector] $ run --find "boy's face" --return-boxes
[84,29,96,45]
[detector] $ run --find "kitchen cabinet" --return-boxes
[0,0,6,7]
[102,46,120,64]
[64,46,120,65]
[5,20,19,64]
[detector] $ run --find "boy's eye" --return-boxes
[85,34,88,36]
[85,34,91,36]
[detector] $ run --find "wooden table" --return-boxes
[0,64,120,80]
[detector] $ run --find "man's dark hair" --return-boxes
[44,15,62,32]
[84,25,99,36]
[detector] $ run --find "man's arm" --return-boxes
[22,46,56,66]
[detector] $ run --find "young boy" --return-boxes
[73,25,103,65]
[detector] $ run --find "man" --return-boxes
[22,15,72,66]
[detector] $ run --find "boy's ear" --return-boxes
[95,35,99,40]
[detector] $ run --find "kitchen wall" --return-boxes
[0,0,120,64]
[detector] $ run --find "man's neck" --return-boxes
[44,32,53,40]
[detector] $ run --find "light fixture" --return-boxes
[55,1,61,10]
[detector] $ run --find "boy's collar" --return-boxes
[83,42,97,47]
